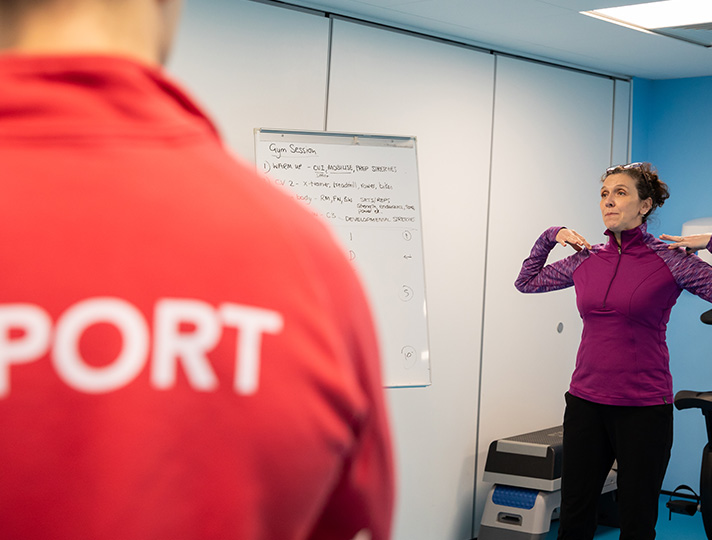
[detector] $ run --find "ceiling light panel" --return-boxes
[584,0,712,29]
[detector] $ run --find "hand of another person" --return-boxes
[660,232,712,253]
[556,228,592,252]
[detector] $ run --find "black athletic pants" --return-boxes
[557,392,673,540]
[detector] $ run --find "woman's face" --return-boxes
[600,173,652,234]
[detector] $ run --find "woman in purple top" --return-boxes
[516,162,712,540]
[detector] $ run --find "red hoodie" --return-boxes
[0,54,393,540]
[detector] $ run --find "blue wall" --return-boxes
[632,76,712,492]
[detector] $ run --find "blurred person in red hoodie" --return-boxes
[0,1,394,539]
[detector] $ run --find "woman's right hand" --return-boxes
[556,228,592,252]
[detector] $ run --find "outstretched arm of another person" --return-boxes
[515,227,590,293]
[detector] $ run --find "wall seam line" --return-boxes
[471,51,499,540]
[324,16,334,131]
[610,80,617,165]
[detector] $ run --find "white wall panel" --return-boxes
[169,0,330,162]
[475,55,620,535]
[327,19,495,540]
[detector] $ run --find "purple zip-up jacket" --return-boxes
[515,223,712,406]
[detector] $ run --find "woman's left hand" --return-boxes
[660,232,712,253]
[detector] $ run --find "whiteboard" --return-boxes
[255,129,430,387]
